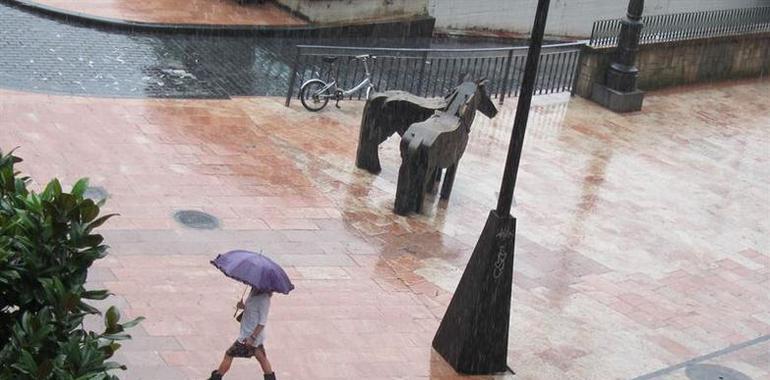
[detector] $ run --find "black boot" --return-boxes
[207,370,223,380]
[264,373,276,380]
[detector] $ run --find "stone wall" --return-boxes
[275,0,429,24]
[428,0,769,38]
[574,32,770,98]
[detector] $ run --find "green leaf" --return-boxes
[120,316,145,329]
[105,306,120,330]
[77,300,101,315]
[11,349,37,375]
[80,199,99,223]
[71,178,89,198]
[58,193,77,214]
[35,358,53,379]
[86,214,118,232]
[7,146,22,162]
[20,311,32,334]
[82,289,112,300]
[0,270,21,282]
[14,177,29,195]
[43,178,62,198]
[100,333,131,341]
[101,361,127,371]
[100,342,122,358]
[80,234,104,248]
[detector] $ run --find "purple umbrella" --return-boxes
[211,250,294,295]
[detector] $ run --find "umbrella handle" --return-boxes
[233,286,249,317]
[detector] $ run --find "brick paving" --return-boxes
[26,0,305,26]
[0,79,769,379]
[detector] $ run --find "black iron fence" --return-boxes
[284,42,585,106]
[590,6,770,47]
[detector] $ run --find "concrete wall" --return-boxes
[574,32,770,97]
[428,0,770,38]
[275,0,429,24]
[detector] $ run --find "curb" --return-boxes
[0,0,436,39]
[0,0,316,36]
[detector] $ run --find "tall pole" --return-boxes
[432,0,551,375]
[496,0,551,216]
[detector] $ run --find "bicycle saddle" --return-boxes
[322,56,338,64]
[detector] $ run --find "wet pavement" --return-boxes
[27,0,305,26]
[0,3,568,100]
[1,78,768,379]
[0,2,301,98]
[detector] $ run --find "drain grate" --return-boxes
[685,364,752,380]
[173,210,219,230]
[84,186,109,202]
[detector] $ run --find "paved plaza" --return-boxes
[0,77,768,379]
[1,1,768,378]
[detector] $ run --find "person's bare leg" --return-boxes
[217,354,234,375]
[254,346,274,377]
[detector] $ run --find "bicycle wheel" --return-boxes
[300,79,331,112]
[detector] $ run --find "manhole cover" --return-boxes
[173,210,219,230]
[685,364,753,380]
[84,186,109,202]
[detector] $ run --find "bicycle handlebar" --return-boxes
[353,54,375,61]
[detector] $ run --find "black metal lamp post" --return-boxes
[431,0,552,374]
[591,0,646,112]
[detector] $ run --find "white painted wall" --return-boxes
[428,0,770,37]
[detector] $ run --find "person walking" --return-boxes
[209,287,276,380]
[209,250,294,380]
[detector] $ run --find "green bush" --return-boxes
[0,148,142,379]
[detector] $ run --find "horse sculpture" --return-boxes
[356,91,448,174]
[394,80,498,215]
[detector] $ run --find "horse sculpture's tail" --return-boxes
[356,95,388,173]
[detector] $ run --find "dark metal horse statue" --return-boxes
[394,80,497,215]
[356,91,448,174]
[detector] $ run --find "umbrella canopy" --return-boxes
[211,250,294,295]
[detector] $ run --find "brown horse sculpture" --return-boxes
[394,80,497,215]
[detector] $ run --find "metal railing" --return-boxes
[590,7,770,47]
[284,42,585,106]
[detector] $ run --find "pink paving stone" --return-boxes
[263,218,320,231]
[536,346,589,371]
[1,79,769,379]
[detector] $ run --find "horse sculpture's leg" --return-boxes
[428,167,442,195]
[395,141,428,215]
[440,164,458,200]
[355,139,383,174]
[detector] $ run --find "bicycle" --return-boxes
[299,54,376,112]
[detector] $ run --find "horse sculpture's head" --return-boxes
[444,78,499,127]
[473,79,498,119]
